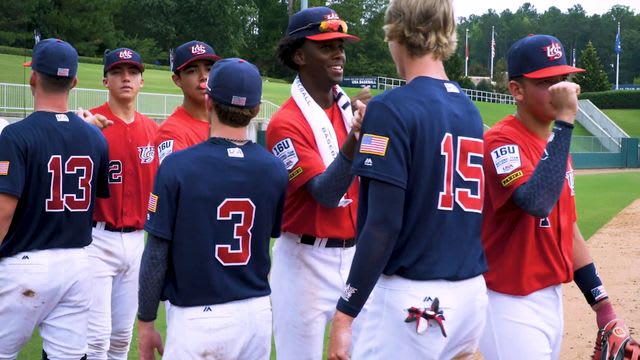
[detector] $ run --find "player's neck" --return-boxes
[402,54,448,83]
[182,97,208,122]
[298,73,335,109]
[515,110,553,140]
[33,91,69,113]
[210,124,248,142]
[107,98,136,124]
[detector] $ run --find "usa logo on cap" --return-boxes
[544,42,563,61]
[191,44,207,55]
[119,49,133,59]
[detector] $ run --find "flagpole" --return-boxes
[490,26,495,81]
[465,28,469,77]
[616,22,620,90]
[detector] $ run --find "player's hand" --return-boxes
[549,81,580,124]
[76,108,113,129]
[328,311,354,360]
[351,100,366,141]
[138,320,164,360]
[350,86,372,106]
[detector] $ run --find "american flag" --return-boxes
[147,193,158,213]
[0,161,9,176]
[491,36,496,59]
[359,134,389,156]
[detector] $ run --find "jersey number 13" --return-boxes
[46,155,94,212]
[438,133,484,213]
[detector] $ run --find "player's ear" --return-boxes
[102,77,108,88]
[292,48,305,68]
[509,79,524,101]
[172,73,181,88]
[205,94,213,112]
[70,77,78,90]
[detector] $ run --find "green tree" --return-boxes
[444,53,464,83]
[575,41,611,92]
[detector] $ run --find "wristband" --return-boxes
[574,263,608,305]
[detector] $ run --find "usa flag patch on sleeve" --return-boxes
[0,161,9,175]
[359,134,389,156]
[147,193,158,213]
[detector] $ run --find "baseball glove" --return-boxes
[592,318,640,360]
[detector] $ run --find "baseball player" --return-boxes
[137,58,288,360]
[479,34,626,359]
[328,0,488,358]
[266,7,367,359]
[0,39,109,359]
[85,48,159,360]
[155,40,221,163]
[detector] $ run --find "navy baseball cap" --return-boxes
[206,58,262,109]
[171,40,221,73]
[287,7,359,42]
[23,38,78,78]
[508,34,585,79]
[104,48,144,74]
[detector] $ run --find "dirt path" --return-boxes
[560,199,640,359]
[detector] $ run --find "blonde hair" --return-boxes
[383,0,457,59]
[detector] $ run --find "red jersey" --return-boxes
[91,103,159,229]
[266,98,358,239]
[482,115,576,295]
[155,106,209,163]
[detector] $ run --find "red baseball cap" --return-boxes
[286,7,359,42]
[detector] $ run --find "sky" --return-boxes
[453,0,637,19]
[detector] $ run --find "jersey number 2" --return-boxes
[46,155,94,211]
[215,198,256,266]
[438,133,484,213]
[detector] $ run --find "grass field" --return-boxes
[601,109,640,137]
[16,170,640,359]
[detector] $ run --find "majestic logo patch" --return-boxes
[501,170,523,187]
[491,145,521,175]
[55,114,69,122]
[191,44,207,55]
[364,158,372,167]
[359,134,389,156]
[227,147,244,158]
[341,283,357,301]
[272,138,299,170]
[544,42,563,61]
[157,140,174,163]
[147,193,158,213]
[138,145,155,164]
[119,49,133,59]
[289,166,303,181]
[0,161,9,175]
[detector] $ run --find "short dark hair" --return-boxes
[37,71,75,93]
[277,36,306,71]
[212,101,260,128]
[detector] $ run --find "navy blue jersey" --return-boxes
[352,77,488,280]
[0,111,110,258]
[145,138,288,306]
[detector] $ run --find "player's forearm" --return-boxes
[305,151,355,208]
[340,132,360,161]
[137,233,170,322]
[512,120,573,218]
[336,179,404,317]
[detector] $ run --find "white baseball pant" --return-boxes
[352,274,488,359]
[86,225,144,360]
[480,285,564,360]
[163,296,272,359]
[0,248,91,360]
[270,232,368,360]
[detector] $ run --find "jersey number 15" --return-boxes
[438,133,484,213]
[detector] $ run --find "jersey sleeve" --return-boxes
[95,130,110,199]
[270,163,289,238]
[144,161,178,240]
[155,125,189,164]
[0,131,25,198]
[483,133,535,210]
[266,114,326,193]
[352,99,409,189]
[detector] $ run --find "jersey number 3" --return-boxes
[438,133,484,213]
[215,198,256,266]
[46,155,94,212]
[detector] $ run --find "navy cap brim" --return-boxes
[175,54,221,72]
[105,60,145,73]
